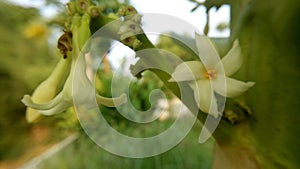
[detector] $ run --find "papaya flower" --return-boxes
[25,57,71,122]
[169,34,255,117]
[21,53,127,116]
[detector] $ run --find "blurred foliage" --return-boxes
[95,67,173,128]
[38,120,214,169]
[0,0,65,161]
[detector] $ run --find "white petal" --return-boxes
[195,33,220,69]
[169,61,205,82]
[190,80,220,117]
[213,76,255,98]
[217,40,243,76]
[24,58,70,122]
[39,101,72,116]
[21,93,63,110]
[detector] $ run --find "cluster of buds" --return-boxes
[117,5,138,16]
[117,5,143,50]
[67,0,104,18]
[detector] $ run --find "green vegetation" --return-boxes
[0,1,66,161]
[39,121,214,169]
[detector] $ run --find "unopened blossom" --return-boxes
[22,54,127,116]
[25,58,70,122]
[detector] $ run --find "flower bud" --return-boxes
[132,38,142,50]
[67,2,76,16]
[78,13,91,53]
[131,14,142,24]
[117,5,127,16]
[121,36,142,50]
[118,20,142,35]
[107,13,119,20]
[126,6,137,15]
[25,58,71,122]
[75,0,92,14]
[117,5,137,16]
[87,6,103,18]
[71,14,81,54]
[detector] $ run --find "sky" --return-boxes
[8,0,230,37]
[8,0,230,68]
[131,0,230,37]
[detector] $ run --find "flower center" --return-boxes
[205,69,217,79]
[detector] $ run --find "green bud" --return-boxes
[121,36,142,50]
[107,13,119,20]
[87,6,103,18]
[70,14,81,58]
[71,14,81,32]
[78,13,91,53]
[67,2,76,16]
[126,6,137,16]
[131,14,142,24]
[118,20,142,35]
[25,58,71,122]
[132,38,142,50]
[75,0,91,14]
[117,5,127,16]
[117,5,138,17]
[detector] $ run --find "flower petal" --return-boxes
[213,76,255,98]
[190,80,220,117]
[39,101,72,116]
[24,58,71,122]
[21,93,63,110]
[195,33,220,69]
[217,40,242,76]
[169,61,205,82]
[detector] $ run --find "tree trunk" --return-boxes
[213,0,300,168]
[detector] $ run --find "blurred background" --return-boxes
[0,0,232,168]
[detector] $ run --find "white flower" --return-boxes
[169,34,255,117]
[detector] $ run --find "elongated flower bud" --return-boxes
[78,13,91,53]
[70,14,81,57]
[25,58,71,122]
